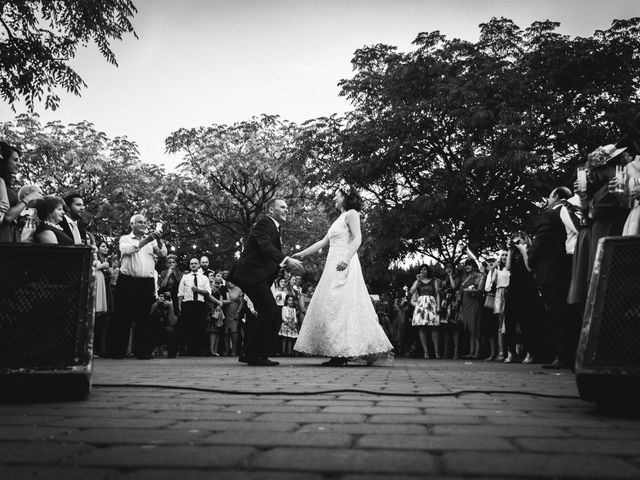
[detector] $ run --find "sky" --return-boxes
[4,0,639,171]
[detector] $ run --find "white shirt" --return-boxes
[119,233,167,278]
[178,272,211,302]
[65,214,83,244]
[559,195,582,255]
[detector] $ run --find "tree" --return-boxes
[1,0,137,110]
[0,113,167,240]
[317,17,640,264]
[165,115,332,269]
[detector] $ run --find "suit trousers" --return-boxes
[107,274,156,358]
[240,282,281,360]
[181,301,207,355]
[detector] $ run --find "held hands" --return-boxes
[285,257,304,273]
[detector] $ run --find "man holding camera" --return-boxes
[107,214,167,359]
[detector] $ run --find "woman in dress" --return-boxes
[504,231,545,363]
[293,186,393,366]
[33,196,73,245]
[439,263,462,359]
[94,240,114,357]
[460,259,485,359]
[1,142,42,242]
[409,265,441,359]
[158,254,183,314]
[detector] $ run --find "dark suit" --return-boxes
[59,216,88,244]
[228,216,285,360]
[528,204,571,362]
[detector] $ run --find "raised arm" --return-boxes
[294,235,329,259]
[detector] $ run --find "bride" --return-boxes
[293,186,393,366]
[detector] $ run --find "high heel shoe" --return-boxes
[321,357,348,367]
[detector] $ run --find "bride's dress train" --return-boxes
[294,211,393,360]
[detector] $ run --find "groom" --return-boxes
[228,198,303,366]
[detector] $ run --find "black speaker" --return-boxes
[0,243,95,401]
[575,235,640,406]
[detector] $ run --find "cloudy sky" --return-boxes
[6,0,639,170]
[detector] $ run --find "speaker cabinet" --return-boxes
[575,235,640,406]
[0,244,95,401]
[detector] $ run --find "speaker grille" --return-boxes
[0,245,94,369]
[588,237,640,366]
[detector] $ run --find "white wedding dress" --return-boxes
[294,210,393,359]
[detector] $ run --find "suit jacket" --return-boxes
[228,216,285,287]
[59,216,87,245]
[528,205,569,287]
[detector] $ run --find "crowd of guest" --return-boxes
[382,144,640,368]
[2,139,639,366]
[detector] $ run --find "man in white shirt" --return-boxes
[178,258,211,356]
[106,214,167,359]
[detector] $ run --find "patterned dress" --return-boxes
[439,276,461,326]
[411,279,439,326]
[279,306,299,338]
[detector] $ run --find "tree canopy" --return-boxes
[0,0,137,110]
[308,17,640,264]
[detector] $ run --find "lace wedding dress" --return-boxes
[294,211,393,360]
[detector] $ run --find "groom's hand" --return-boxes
[285,257,304,273]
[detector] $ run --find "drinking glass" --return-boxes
[577,167,588,192]
[615,165,626,194]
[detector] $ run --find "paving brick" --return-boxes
[168,420,299,432]
[486,415,610,428]
[252,412,367,423]
[217,404,320,413]
[48,417,176,429]
[118,470,324,480]
[251,447,437,474]
[0,466,118,480]
[0,414,65,425]
[568,427,640,439]
[53,427,208,444]
[203,430,352,447]
[321,406,421,414]
[357,434,515,451]
[443,452,640,478]
[297,423,428,435]
[423,407,529,417]
[69,445,255,468]
[0,426,73,441]
[0,442,92,464]
[370,414,485,424]
[287,399,376,407]
[515,437,640,455]
[433,424,572,437]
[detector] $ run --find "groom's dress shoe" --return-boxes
[238,354,248,364]
[247,357,279,366]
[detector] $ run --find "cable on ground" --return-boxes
[93,383,581,400]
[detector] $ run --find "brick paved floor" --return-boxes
[1,357,640,479]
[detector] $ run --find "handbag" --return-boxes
[484,293,495,310]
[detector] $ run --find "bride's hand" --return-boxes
[292,252,303,260]
[336,260,348,271]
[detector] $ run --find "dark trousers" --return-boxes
[240,282,280,360]
[106,275,156,358]
[181,301,206,355]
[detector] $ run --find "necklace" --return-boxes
[44,220,63,230]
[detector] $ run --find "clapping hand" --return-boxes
[0,199,9,215]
